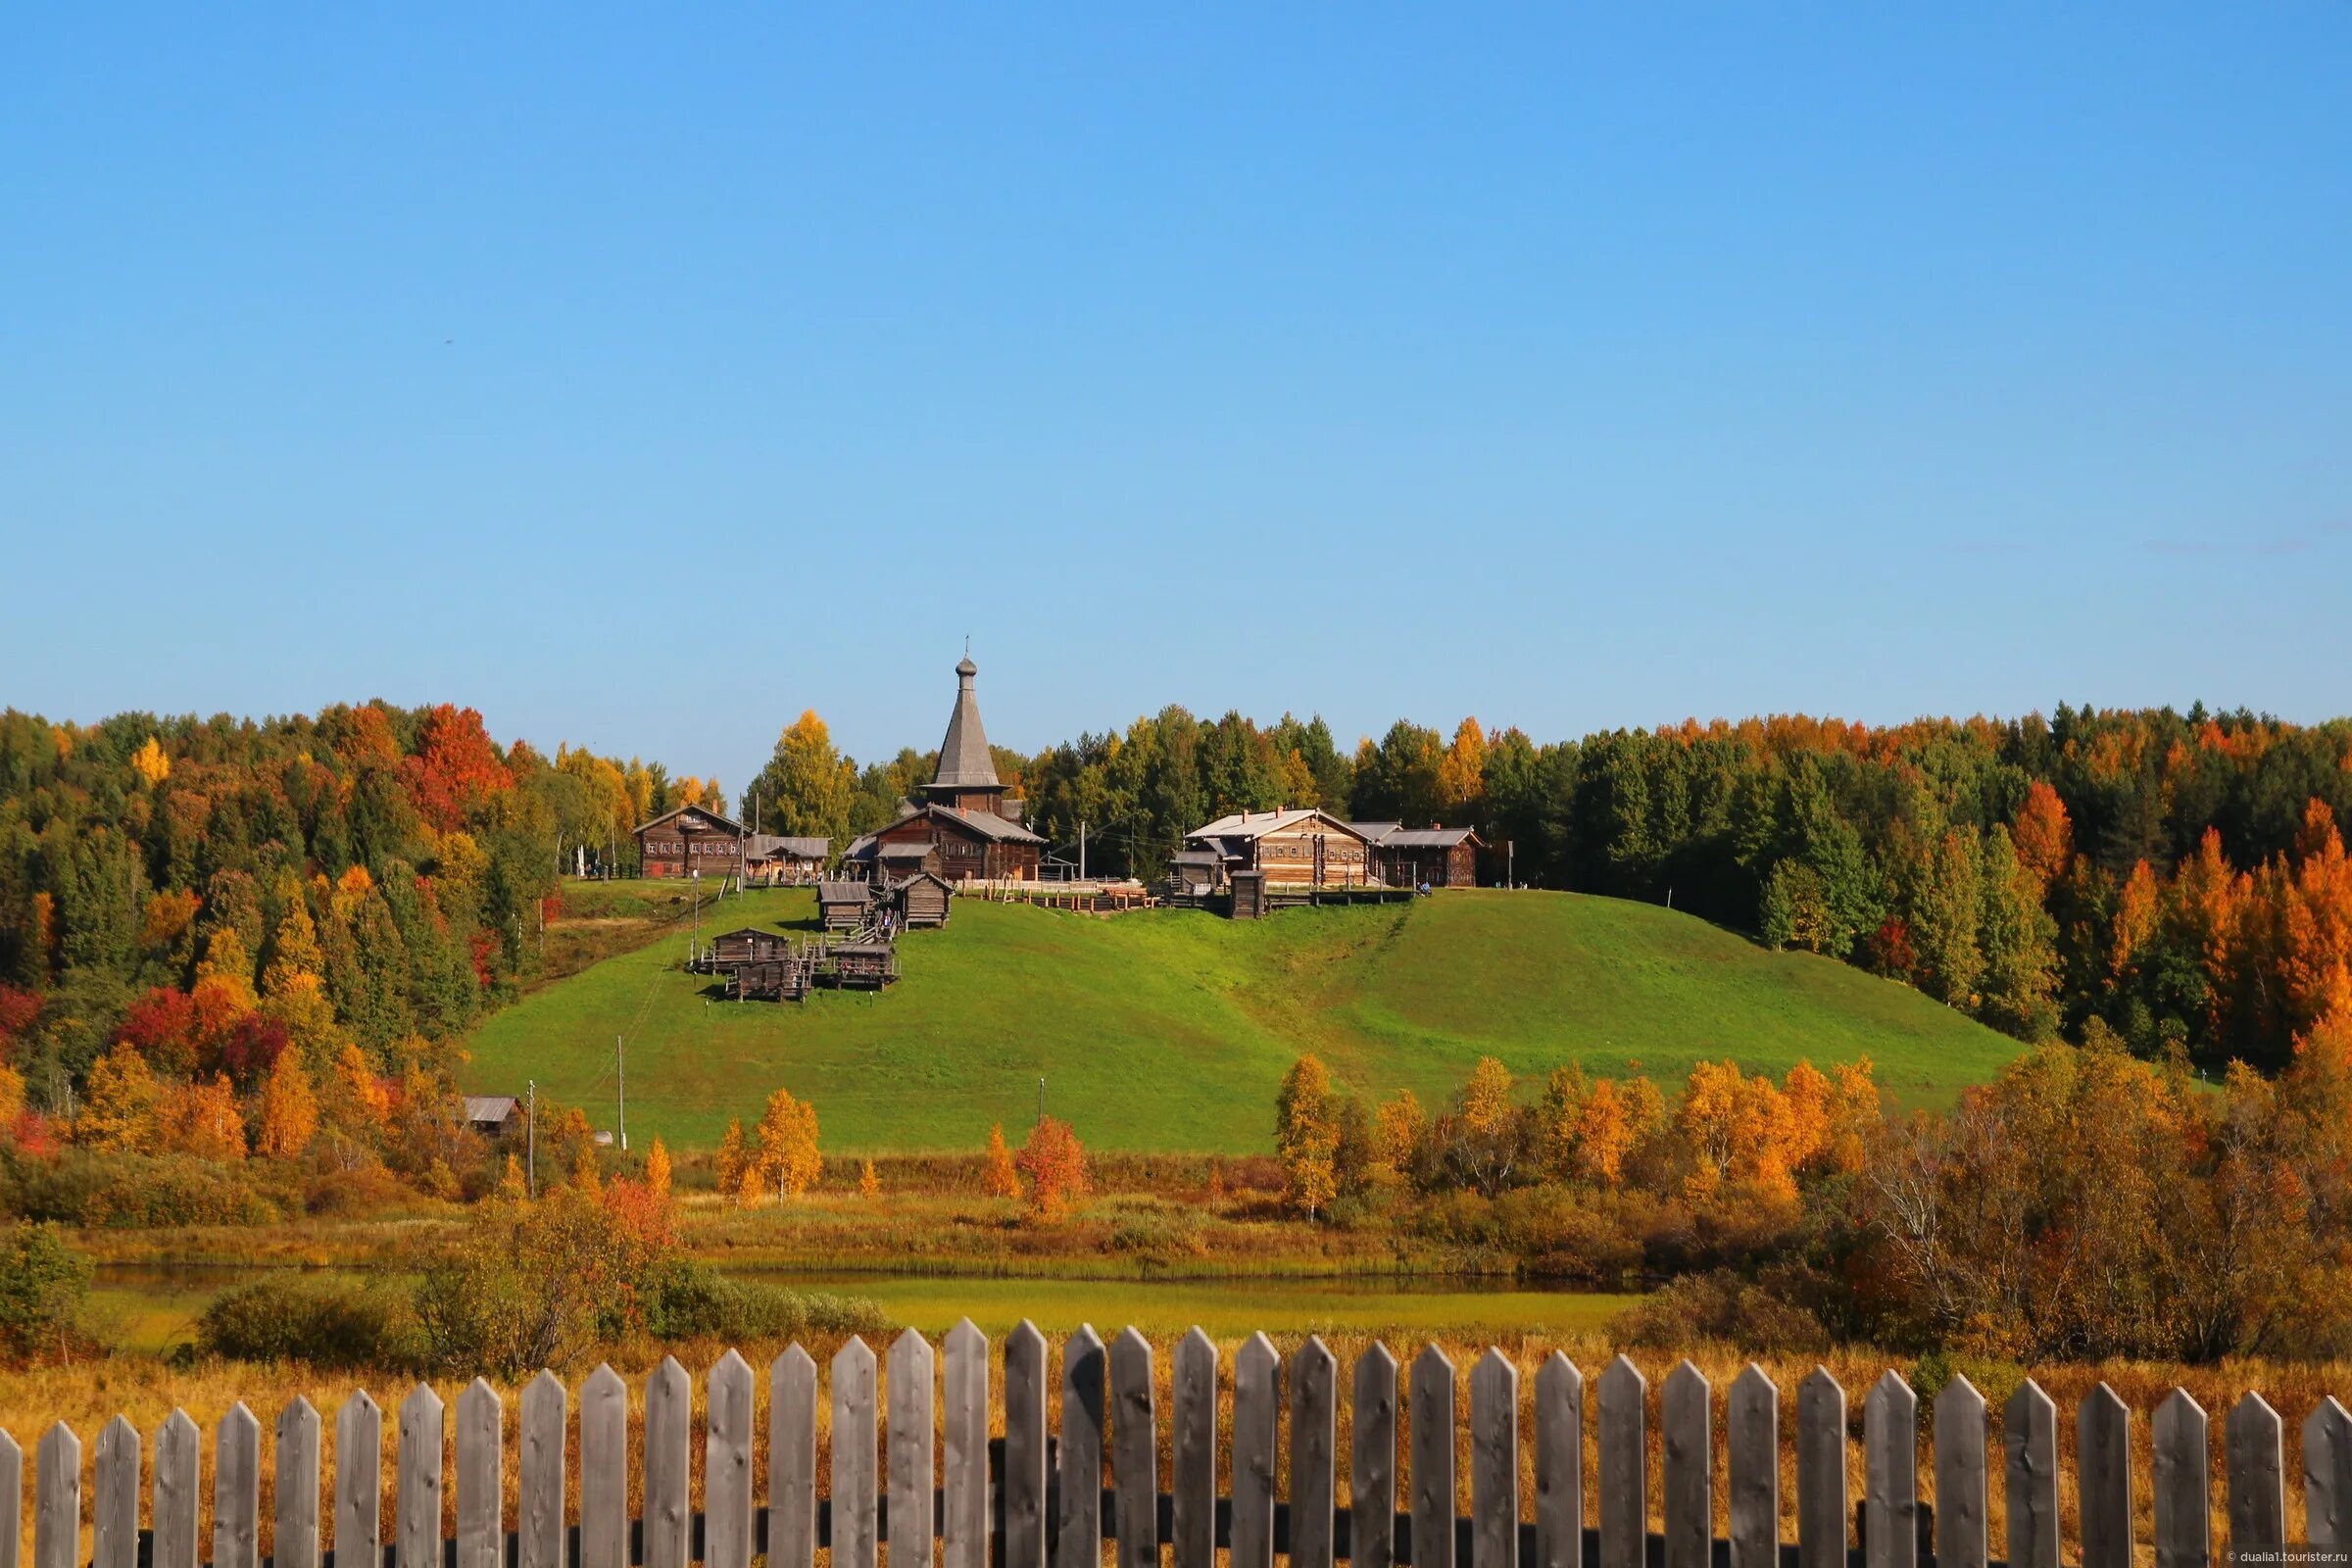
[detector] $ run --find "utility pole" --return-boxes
[1078,819,1087,882]
[526,1079,537,1199]
[615,1036,627,1152]
[1508,840,1515,889]
[1037,1076,1046,1126]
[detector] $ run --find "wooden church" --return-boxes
[844,657,1046,883]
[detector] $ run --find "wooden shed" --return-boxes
[1374,827,1486,889]
[463,1096,521,1137]
[1167,850,1224,896]
[831,942,899,989]
[816,880,877,932]
[710,927,792,968]
[892,871,955,930]
[1229,869,1268,920]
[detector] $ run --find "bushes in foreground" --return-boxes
[195,1264,888,1373]
[196,1276,411,1369]
[0,1222,93,1364]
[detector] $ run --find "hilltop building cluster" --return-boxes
[631,656,1484,922]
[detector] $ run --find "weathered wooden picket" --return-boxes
[11,1326,2352,1568]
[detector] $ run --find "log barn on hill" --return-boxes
[1361,824,1486,888]
[896,871,954,929]
[1182,808,1376,888]
[710,927,792,966]
[633,805,748,880]
[816,880,876,932]
[844,658,1045,884]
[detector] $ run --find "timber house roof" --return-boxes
[632,804,745,836]
[1186,808,1368,844]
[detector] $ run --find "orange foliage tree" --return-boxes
[983,1124,1022,1199]
[1014,1116,1090,1224]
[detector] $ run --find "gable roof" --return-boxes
[633,804,746,837]
[930,657,1001,790]
[932,806,1044,844]
[1185,808,1368,845]
[890,870,955,893]
[876,841,934,861]
[1381,827,1485,849]
[816,880,876,903]
[748,835,830,859]
[1348,821,1402,845]
[463,1096,518,1124]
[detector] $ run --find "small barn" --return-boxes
[710,927,792,967]
[891,870,955,930]
[464,1097,520,1137]
[831,942,899,989]
[816,880,877,932]
[1374,827,1485,889]
[1167,849,1224,897]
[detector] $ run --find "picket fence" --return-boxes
[9,1325,2352,1568]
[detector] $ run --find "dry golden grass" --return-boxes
[0,1331,2344,1568]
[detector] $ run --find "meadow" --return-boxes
[461,885,2024,1151]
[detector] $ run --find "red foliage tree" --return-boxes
[113,987,201,1076]
[0,986,41,1052]
[401,705,514,832]
[219,1012,292,1083]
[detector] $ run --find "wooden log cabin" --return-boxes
[816,880,877,932]
[709,926,792,967]
[892,870,954,929]
[1368,825,1485,888]
[633,805,747,880]
[829,942,899,989]
[1183,808,1376,888]
[842,657,1045,883]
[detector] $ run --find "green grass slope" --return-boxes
[462,888,2025,1153]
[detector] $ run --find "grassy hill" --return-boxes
[461,887,2026,1153]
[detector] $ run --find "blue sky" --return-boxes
[4,5,2346,791]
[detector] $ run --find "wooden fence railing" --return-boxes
[9,1324,2352,1568]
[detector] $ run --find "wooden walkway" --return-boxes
[13,1329,2343,1568]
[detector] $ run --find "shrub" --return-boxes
[197,1276,412,1369]
[1104,1209,1205,1265]
[1620,1269,1830,1353]
[412,1190,640,1375]
[0,1223,92,1364]
[1908,1348,2027,1418]
[13,1152,280,1227]
[302,1163,420,1217]
[642,1263,890,1342]
[1491,1185,1650,1284]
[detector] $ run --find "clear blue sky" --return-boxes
[4,5,2347,793]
